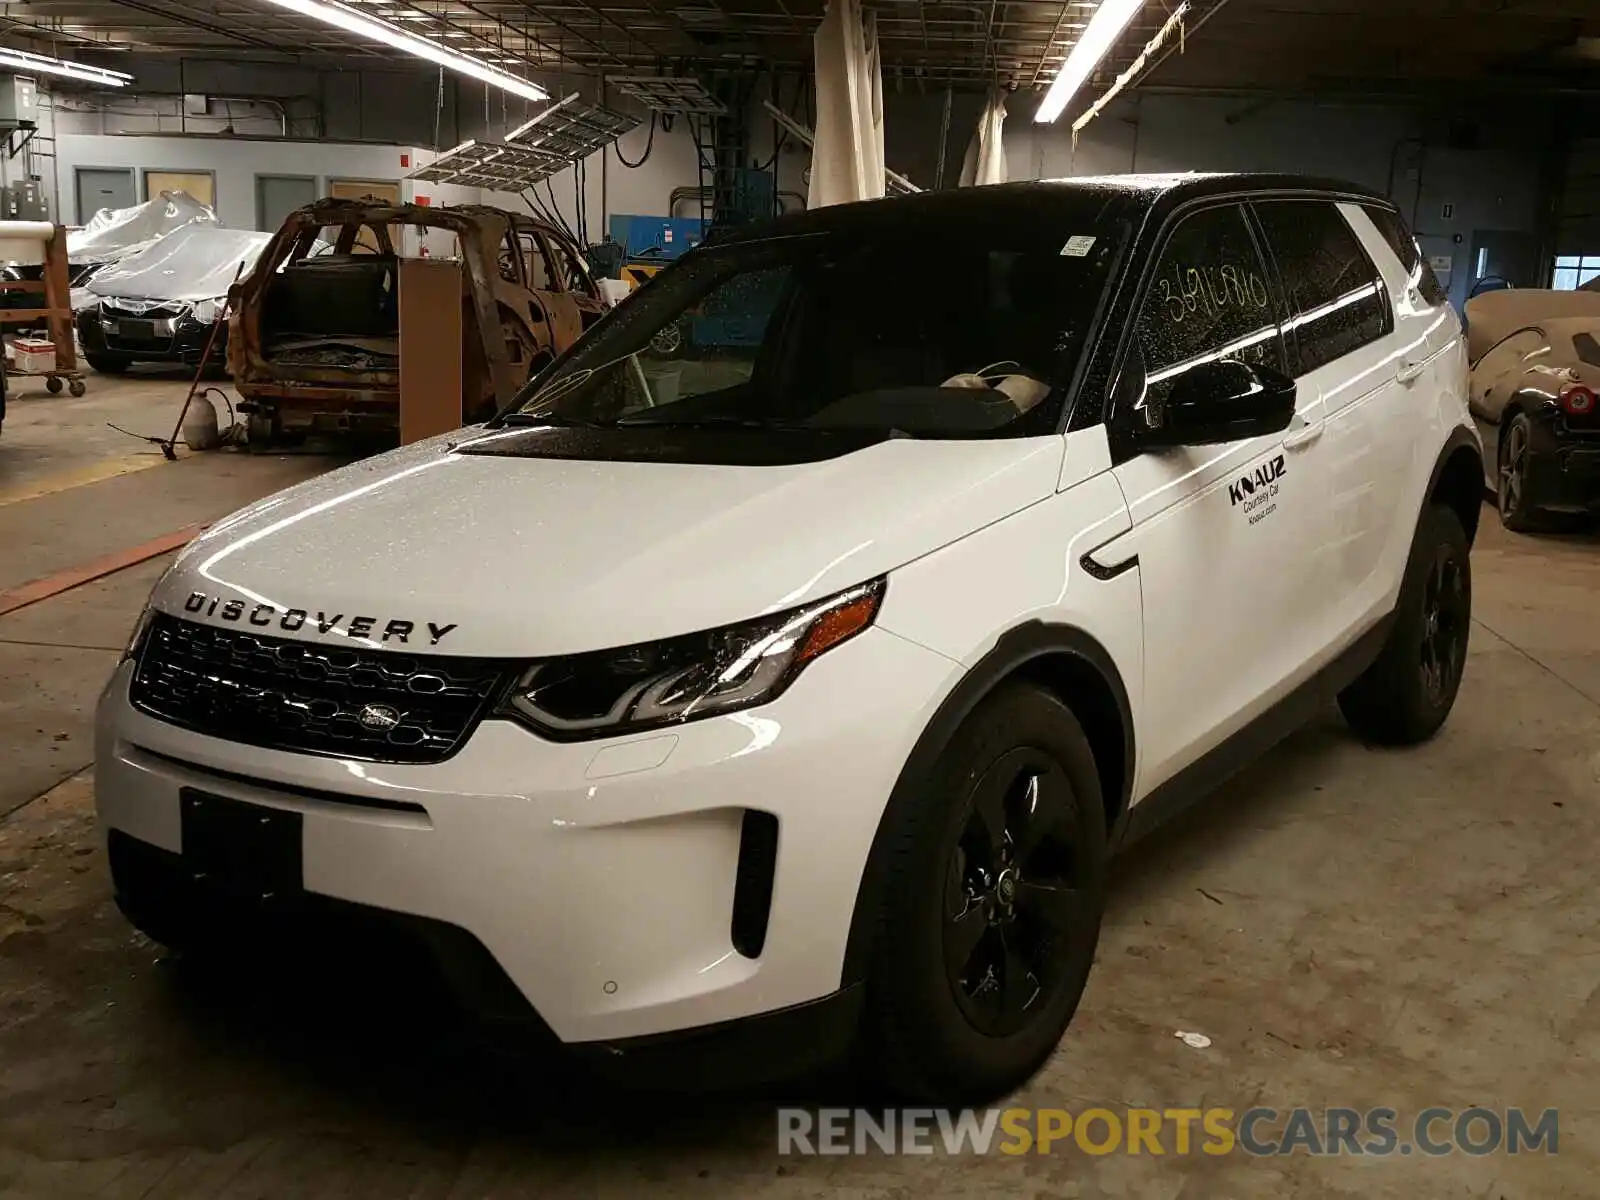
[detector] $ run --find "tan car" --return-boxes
[1466,288,1600,530]
[228,199,603,443]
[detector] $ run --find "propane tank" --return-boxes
[182,392,220,451]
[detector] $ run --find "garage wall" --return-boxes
[43,58,1561,309]
[71,55,463,145]
[1554,136,1600,258]
[55,134,419,228]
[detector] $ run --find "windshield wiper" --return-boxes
[614,414,814,431]
[499,412,615,429]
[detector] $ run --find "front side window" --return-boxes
[1128,203,1283,409]
[547,237,596,296]
[506,212,1128,440]
[1254,200,1391,374]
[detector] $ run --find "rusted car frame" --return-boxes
[228,199,603,441]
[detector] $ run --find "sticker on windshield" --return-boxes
[1061,235,1097,257]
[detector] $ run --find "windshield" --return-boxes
[506,211,1127,439]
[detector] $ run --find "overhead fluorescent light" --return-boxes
[0,47,131,87]
[1034,0,1144,124]
[262,0,547,102]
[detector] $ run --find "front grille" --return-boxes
[102,297,188,320]
[129,614,511,764]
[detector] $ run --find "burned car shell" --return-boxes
[226,199,603,439]
[1466,288,1600,526]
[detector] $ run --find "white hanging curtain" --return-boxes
[808,0,886,208]
[959,88,1008,187]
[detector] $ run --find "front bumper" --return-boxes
[77,307,221,364]
[95,625,956,1052]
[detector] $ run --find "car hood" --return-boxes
[155,430,1064,657]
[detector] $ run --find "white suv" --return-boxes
[97,174,1483,1102]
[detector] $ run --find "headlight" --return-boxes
[123,604,154,662]
[500,578,886,740]
[188,296,226,325]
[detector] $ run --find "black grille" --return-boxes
[129,614,511,764]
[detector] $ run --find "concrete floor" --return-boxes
[2,376,1599,1197]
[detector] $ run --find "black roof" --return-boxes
[708,173,1396,247]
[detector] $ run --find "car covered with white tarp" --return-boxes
[75,223,270,373]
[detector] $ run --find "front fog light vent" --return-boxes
[731,809,779,959]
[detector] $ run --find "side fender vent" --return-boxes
[731,810,780,959]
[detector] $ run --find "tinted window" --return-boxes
[511,211,1129,441]
[1130,203,1284,407]
[1363,204,1449,307]
[1255,201,1391,374]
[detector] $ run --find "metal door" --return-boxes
[1466,229,1540,297]
[74,167,135,223]
[255,174,319,232]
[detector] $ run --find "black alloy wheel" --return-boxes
[863,683,1108,1102]
[1498,413,1531,526]
[1419,550,1469,708]
[1336,503,1472,745]
[943,750,1088,1038]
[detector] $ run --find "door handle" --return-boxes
[1396,358,1427,385]
[1282,419,1324,451]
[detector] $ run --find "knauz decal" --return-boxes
[1229,454,1285,526]
[183,592,457,646]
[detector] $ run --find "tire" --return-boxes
[84,353,130,375]
[68,378,86,397]
[45,375,62,394]
[1497,410,1587,534]
[245,413,280,448]
[1497,410,1547,532]
[1337,503,1471,746]
[862,682,1108,1103]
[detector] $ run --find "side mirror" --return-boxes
[1139,359,1298,448]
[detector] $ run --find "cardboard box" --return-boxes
[11,337,56,375]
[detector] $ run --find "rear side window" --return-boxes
[1130,202,1285,406]
[1362,204,1450,308]
[1576,331,1600,368]
[1253,200,1391,374]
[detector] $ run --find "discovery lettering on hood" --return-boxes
[182,592,457,646]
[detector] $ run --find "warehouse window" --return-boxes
[1253,200,1391,374]
[1552,256,1600,291]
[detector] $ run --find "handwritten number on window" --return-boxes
[1155,263,1269,326]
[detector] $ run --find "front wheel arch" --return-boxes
[840,621,1133,989]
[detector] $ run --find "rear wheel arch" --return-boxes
[840,621,1134,988]
[1425,424,1486,547]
